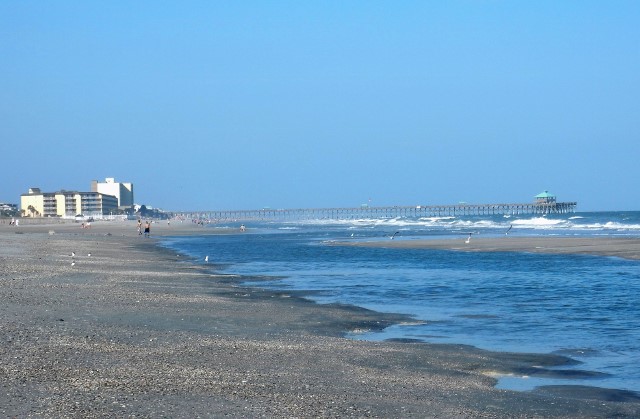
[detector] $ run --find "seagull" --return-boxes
[87,253,91,257]
[71,251,75,257]
[71,260,76,267]
[204,255,209,263]
[505,224,513,235]
[390,231,400,240]
[465,233,472,244]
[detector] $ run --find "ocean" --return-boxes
[161,211,640,393]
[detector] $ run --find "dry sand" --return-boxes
[2,219,640,417]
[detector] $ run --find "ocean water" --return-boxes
[161,211,640,393]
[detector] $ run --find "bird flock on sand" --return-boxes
[69,251,92,267]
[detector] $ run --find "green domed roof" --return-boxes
[535,190,555,198]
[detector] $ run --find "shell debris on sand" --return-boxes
[1,222,639,418]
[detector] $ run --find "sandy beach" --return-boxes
[2,219,640,417]
[339,236,640,261]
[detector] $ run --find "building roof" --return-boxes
[535,190,555,198]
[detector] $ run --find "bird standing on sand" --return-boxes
[87,253,91,257]
[71,251,75,257]
[465,233,472,244]
[391,231,400,240]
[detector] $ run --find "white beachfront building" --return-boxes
[91,178,134,210]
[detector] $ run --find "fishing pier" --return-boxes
[174,192,576,222]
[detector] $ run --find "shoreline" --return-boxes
[335,236,640,261]
[2,220,640,417]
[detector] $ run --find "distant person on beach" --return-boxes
[144,221,151,238]
[137,219,142,235]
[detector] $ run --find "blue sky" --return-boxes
[2,1,639,211]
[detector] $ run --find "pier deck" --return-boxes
[174,201,577,221]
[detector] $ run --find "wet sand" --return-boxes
[339,236,640,260]
[2,220,640,417]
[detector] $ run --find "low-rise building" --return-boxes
[20,188,118,218]
[0,202,17,211]
[0,202,18,217]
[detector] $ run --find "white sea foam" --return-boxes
[283,212,640,234]
[573,221,640,231]
[418,216,456,222]
[510,217,570,229]
[511,217,564,226]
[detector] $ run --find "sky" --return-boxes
[2,1,639,212]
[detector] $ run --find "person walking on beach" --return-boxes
[144,221,151,238]
[137,219,142,235]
